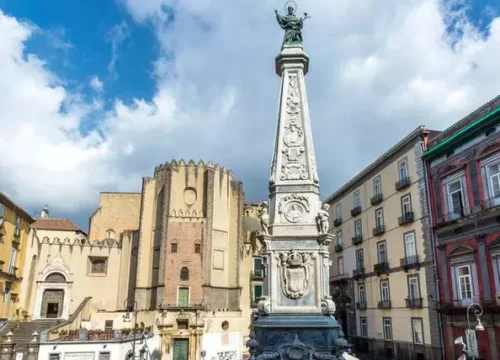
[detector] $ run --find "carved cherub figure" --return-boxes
[259,201,270,235]
[317,203,330,234]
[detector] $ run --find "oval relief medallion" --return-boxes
[284,202,305,223]
[183,187,197,205]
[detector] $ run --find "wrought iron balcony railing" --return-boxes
[334,244,343,253]
[356,302,367,310]
[370,193,383,206]
[398,211,414,225]
[395,176,411,191]
[378,300,391,309]
[374,262,390,275]
[436,206,471,226]
[372,225,385,236]
[333,217,342,227]
[406,297,423,308]
[352,235,363,245]
[400,255,420,271]
[352,267,365,279]
[351,206,362,217]
[251,270,264,280]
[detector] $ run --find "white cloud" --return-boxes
[90,76,104,92]
[106,21,130,77]
[2,0,500,224]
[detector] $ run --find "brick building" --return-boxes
[424,95,500,359]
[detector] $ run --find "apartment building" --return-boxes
[0,191,34,319]
[326,126,441,359]
[424,95,500,360]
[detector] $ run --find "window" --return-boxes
[8,247,17,274]
[377,241,387,263]
[104,320,113,331]
[402,194,412,214]
[411,318,424,344]
[177,287,189,306]
[375,208,384,228]
[337,257,344,274]
[336,230,343,246]
[360,317,368,337]
[356,249,364,269]
[408,276,420,299]
[89,257,108,274]
[99,353,111,360]
[353,191,361,208]
[493,255,500,292]
[404,232,417,258]
[383,318,392,340]
[180,267,189,281]
[177,320,188,329]
[335,203,342,219]
[253,284,263,301]
[49,354,60,360]
[380,280,390,302]
[455,264,473,304]
[171,243,177,253]
[253,257,263,277]
[354,219,362,238]
[399,158,408,180]
[3,286,10,303]
[194,243,201,254]
[486,162,500,204]
[14,215,21,236]
[373,176,382,195]
[45,273,66,283]
[444,174,468,219]
[358,284,366,304]
[106,229,115,239]
[0,203,5,218]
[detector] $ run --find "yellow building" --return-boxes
[325,127,441,359]
[0,191,34,319]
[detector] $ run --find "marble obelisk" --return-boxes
[248,6,347,360]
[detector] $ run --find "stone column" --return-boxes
[477,235,491,300]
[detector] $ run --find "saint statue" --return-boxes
[317,203,330,234]
[275,5,310,45]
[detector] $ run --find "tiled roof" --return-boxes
[32,218,85,233]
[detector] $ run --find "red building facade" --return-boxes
[424,96,500,360]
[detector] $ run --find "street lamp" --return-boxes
[455,303,484,359]
[123,299,139,360]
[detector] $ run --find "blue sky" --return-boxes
[1,0,500,230]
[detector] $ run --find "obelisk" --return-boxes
[248,4,347,360]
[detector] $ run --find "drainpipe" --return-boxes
[421,145,446,360]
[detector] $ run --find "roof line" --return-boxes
[0,191,34,222]
[323,126,430,204]
[424,106,500,158]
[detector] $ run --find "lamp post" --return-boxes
[455,303,484,359]
[123,299,138,360]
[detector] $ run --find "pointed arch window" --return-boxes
[180,267,189,281]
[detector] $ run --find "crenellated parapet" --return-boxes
[153,159,234,177]
[36,235,121,248]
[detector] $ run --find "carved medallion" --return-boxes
[284,125,304,146]
[278,194,310,223]
[284,203,305,223]
[277,251,314,299]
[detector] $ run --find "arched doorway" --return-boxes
[40,272,66,318]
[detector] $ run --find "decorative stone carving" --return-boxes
[284,203,305,223]
[259,202,270,235]
[277,251,314,299]
[284,125,304,147]
[316,203,330,234]
[320,295,336,315]
[278,194,310,223]
[257,296,271,315]
[280,163,308,181]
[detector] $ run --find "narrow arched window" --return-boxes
[180,267,189,281]
[106,229,115,239]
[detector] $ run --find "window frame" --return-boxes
[401,194,412,214]
[253,283,263,302]
[353,190,361,208]
[105,229,115,239]
[359,317,368,337]
[380,280,390,302]
[403,231,417,258]
[358,283,366,304]
[411,317,424,344]
[336,230,343,246]
[337,256,344,275]
[408,275,421,300]
[180,267,189,281]
[443,172,469,218]
[88,256,108,275]
[14,215,21,236]
[398,158,409,180]
[354,219,362,237]
[377,240,387,264]
[8,247,17,274]
[373,176,382,196]
[194,243,201,254]
[177,286,190,307]
[253,257,263,277]
[481,154,500,205]
[375,208,384,228]
[335,203,342,219]
[356,248,364,269]
[0,203,5,218]
[383,317,393,340]
[171,243,178,253]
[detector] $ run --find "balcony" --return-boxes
[351,206,362,217]
[395,176,411,191]
[370,193,383,206]
[400,255,420,271]
[352,235,363,246]
[439,297,499,313]
[356,302,367,310]
[374,262,390,275]
[398,212,414,225]
[436,207,471,227]
[352,267,365,279]
[329,273,350,283]
[406,297,423,308]
[378,300,392,309]
[333,217,342,227]
[334,244,343,253]
[372,225,385,236]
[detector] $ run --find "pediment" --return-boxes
[448,245,475,257]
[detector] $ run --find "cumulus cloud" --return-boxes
[90,76,104,92]
[106,21,131,77]
[1,0,500,225]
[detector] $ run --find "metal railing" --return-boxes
[395,176,411,191]
[400,255,420,270]
[333,217,342,227]
[374,262,390,274]
[378,300,391,309]
[352,267,365,278]
[334,244,343,252]
[406,297,423,308]
[356,302,367,310]
[351,206,362,217]
[398,211,414,225]
[436,206,471,225]
[352,235,363,245]
[372,225,385,236]
[370,193,383,206]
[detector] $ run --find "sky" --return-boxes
[1,0,500,230]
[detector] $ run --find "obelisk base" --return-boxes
[250,313,347,360]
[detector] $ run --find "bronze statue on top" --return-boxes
[274,2,310,45]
